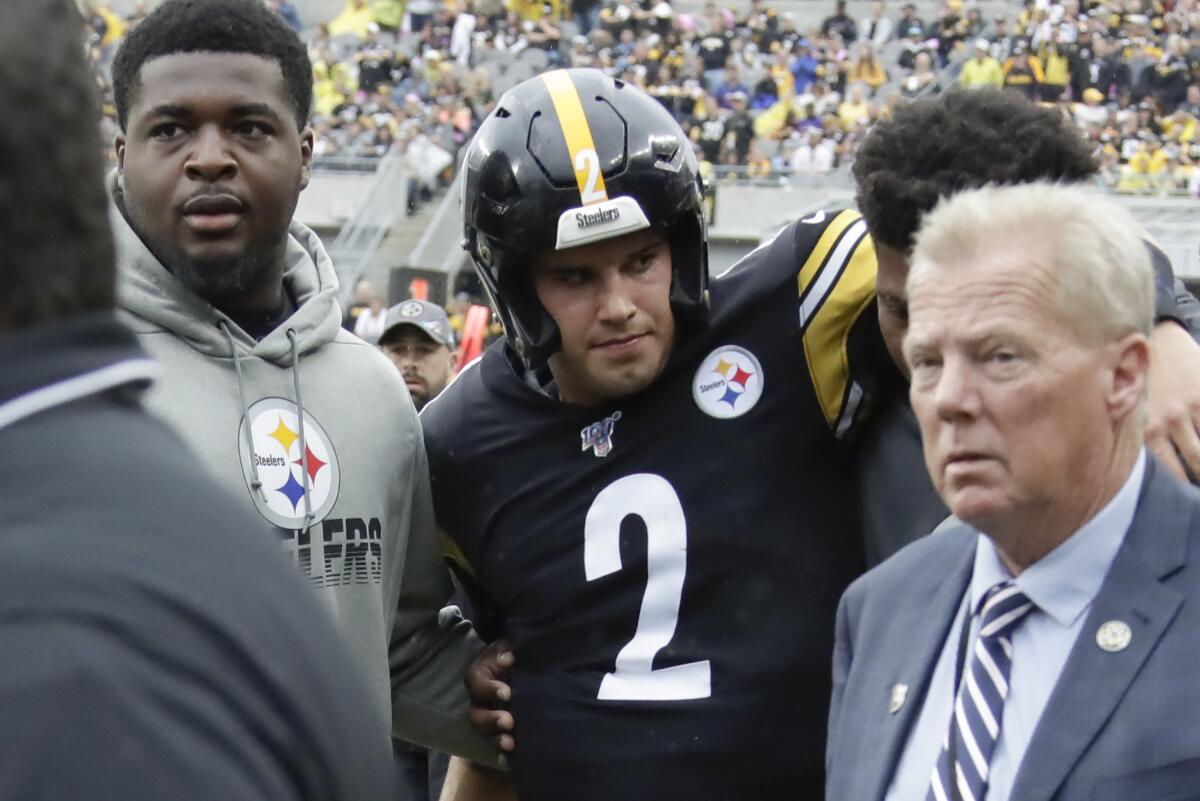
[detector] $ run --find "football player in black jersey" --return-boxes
[428,77,1200,800]
[424,68,885,801]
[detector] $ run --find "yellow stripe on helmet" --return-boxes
[542,70,609,205]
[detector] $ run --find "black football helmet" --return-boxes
[462,68,709,371]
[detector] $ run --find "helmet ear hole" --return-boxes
[651,134,683,172]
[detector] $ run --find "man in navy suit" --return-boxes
[827,182,1200,801]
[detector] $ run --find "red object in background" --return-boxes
[408,278,429,301]
[457,304,490,369]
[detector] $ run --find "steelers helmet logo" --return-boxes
[237,397,341,528]
[399,300,424,317]
[693,345,764,419]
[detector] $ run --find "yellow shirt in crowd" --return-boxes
[960,56,1004,88]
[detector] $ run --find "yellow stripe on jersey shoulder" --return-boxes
[796,211,877,433]
[795,209,862,301]
[542,70,609,205]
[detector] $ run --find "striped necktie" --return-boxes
[926,580,1035,801]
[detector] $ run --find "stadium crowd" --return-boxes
[81,0,1200,195]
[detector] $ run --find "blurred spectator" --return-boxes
[1138,100,1163,137]
[902,50,940,97]
[741,0,780,50]
[86,1,127,51]
[1148,34,1196,112]
[1004,41,1045,100]
[989,16,1014,63]
[1038,35,1072,101]
[837,83,872,129]
[962,6,984,39]
[689,93,726,162]
[344,278,374,332]
[1076,37,1131,101]
[745,142,773,179]
[725,92,756,162]
[714,66,749,108]
[1075,87,1111,126]
[791,127,836,173]
[932,0,964,63]
[859,0,893,48]
[848,42,888,93]
[894,2,925,41]
[769,45,797,98]
[697,4,734,92]
[329,0,374,38]
[897,20,934,70]
[573,0,601,36]
[960,39,1004,88]
[821,0,857,44]
[792,42,821,94]
[354,296,389,342]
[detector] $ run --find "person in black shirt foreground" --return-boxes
[0,2,394,798]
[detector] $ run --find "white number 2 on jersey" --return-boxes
[584,474,711,701]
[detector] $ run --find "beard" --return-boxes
[163,246,275,305]
[118,189,283,308]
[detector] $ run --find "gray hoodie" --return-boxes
[111,183,494,764]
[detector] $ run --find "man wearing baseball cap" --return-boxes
[379,299,459,411]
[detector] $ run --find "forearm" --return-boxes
[390,443,500,765]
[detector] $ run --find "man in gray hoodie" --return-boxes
[1,0,395,797]
[107,0,495,766]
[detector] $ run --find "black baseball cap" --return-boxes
[378,299,456,348]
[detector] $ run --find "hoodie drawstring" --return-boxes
[286,328,315,529]
[220,320,267,502]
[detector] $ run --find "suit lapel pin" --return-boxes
[1096,620,1132,652]
[888,683,909,714]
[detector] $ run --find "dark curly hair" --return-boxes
[853,89,1098,252]
[1,0,114,328]
[112,0,313,131]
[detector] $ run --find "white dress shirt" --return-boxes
[884,450,1146,801]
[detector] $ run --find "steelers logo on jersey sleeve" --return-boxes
[692,345,764,419]
[236,397,341,528]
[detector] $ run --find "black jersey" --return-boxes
[422,209,885,800]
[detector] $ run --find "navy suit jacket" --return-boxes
[827,457,1200,801]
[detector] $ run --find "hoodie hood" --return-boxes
[110,172,344,366]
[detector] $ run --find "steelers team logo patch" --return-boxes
[237,397,341,528]
[398,300,424,317]
[693,345,764,419]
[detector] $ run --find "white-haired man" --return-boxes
[827,183,1200,801]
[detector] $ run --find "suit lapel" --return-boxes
[1010,461,1190,801]
[861,531,975,801]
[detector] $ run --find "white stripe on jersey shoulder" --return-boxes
[798,217,869,329]
[419,354,484,418]
[0,358,158,434]
[713,224,788,280]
